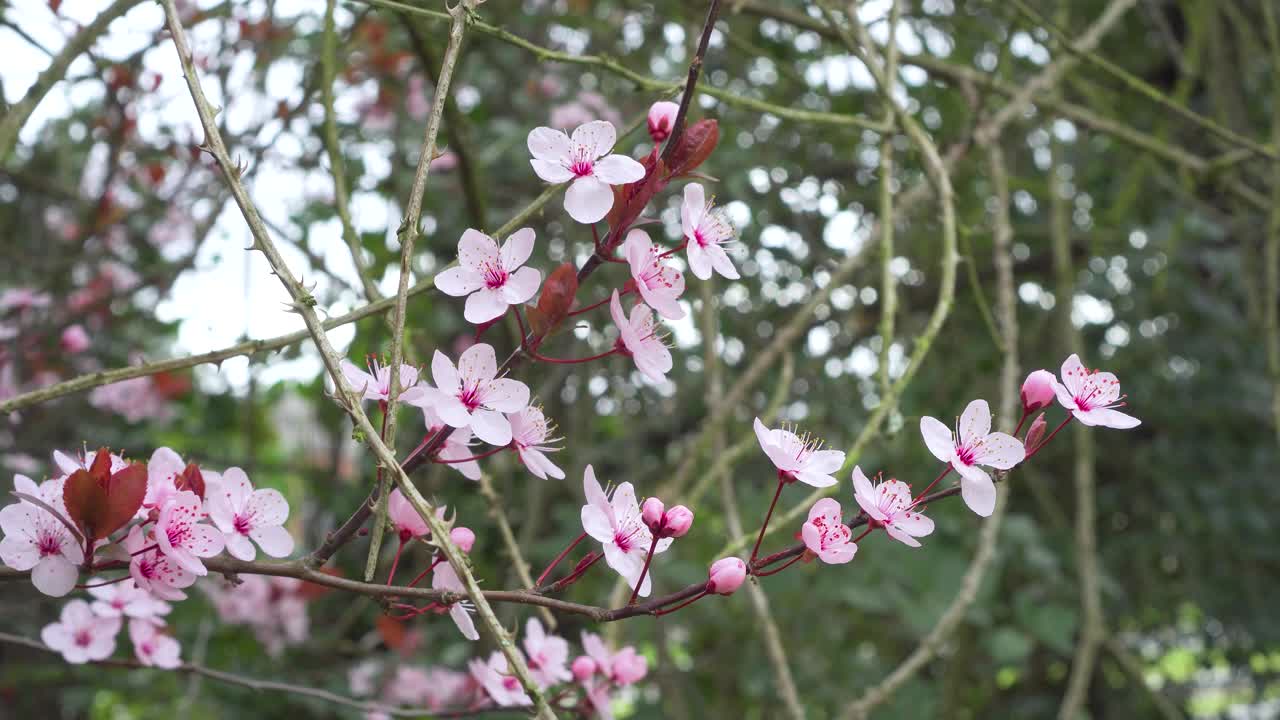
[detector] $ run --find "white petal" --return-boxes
[958,399,992,447]
[457,229,501,272]
[592,154,645,184]
[1059,353,1086,396]
[571,120,617,159]
[431,350,460,392]
[685,239,712,280]
[224,533,256,561]
[681,183,705,234]
[482,378,531,413]
[250,525,295,558]
[464,288,510,324]
[247,488,289,526]
[530,158,575,183]
[451,603,479,641]
[434,266,485,297]
[1075,407,1141,429]
[919,416,956,463]
[707,245,740,279]
[500,227,536,270]
[958,467,996,517]
[581,505,614,543]
[31,557,78,597]
[975,432,1025,470]
[469,410,513,446]
[458,343,498,383]
[527,126,571,162]
[564,176,615,224]
[501,267,542,305]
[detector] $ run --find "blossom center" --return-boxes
[36,531,62,558]
[481,262,508,290]
[233,513,253,535]
[956,444,977,466]
[166,522,190,548]
[502,676,519,691]
[458,383,484,412]
[613,529,635,553]
[73,629,93,648]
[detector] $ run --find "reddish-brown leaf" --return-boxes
[375,615,409,651]
[176,463,206,499]
[63,450,147,541]
[103,464,147,539]
[530,263,579,339]
[667,119,719,177]
[63,468,109,541]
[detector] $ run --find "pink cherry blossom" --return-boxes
[707,557,747,595]
[154,490,225,576]
[571,655,597,682]
[851,466,934,548]
[610,290,672,384]
[471,650,532,707]
[144,446,192,509]
[508,405,565,480]
[801,498,857,564]
[450,526,476,553]
[88,376,174,422]
[204,575,310,656]
[1053,353,1141,429]
[0,497,84,596]
[423,404,483,481]
[581,631,646,686]
[386,489,448,541]
[206,467,293,561]
[647,100,679,142]
[128,618,181,668]
[340,357,427,406]
[424,343,530,446]
[434,228,542,324]
[41,599,120,664]
[431,561,479,641]
[681,182,739,281]
[920,399,1025,517]
[624,229,685,320]
[580,465,672,597]
[1021,369,1057,413]
[88,578,171,620]
[752,417,845,488]
[123,525,195,601]
[523,617,571,687]
[528,120,645,224]
[54,447,127,480]
[60,324,91,354]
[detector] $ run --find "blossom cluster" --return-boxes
[351,620,647,717]
[0,446,296,666]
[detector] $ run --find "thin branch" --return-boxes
[158,4,555,716]
[0,0,144,160]
[876,0,900,396]
[478,472,557,630]
[659,0,723,164]
[348,0,887,131]
[1262,1,1280,445]
[323,0,383,302]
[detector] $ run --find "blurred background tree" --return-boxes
[0,0,1276,718]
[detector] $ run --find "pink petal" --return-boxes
[1053,380,1077,411]
[564,175,614,224]
[205,489,236,533]
[582,466,615,527]
[247,488,289,526]
[433,394,473,429]
[681,183,705,234]
[807,497,843,525]
[500,227,536,270]
[609,289,628,331]
[457,229,501,273]
[807,449,846,475]
[530,158,575,183]
[501,266,542,305]
[220,467,253,508]
[974,432,1025,470]
[592,154,645,184]
[464,288,510,324]
[800,522,822,555]
[707,244,740,280]
[431,350,461,392]
[819,542,857,564]
[1059,353,1085,396]
[450,603,479,641]
[31,556,78,597]
[884,524,923,548]
[851,467,885,522]
[633,343,672,384]
[469,409,512,446]
[250,524,295,558]
[340,360,376,399]
[958,399,992,447]
[892,511,935,538]
[957,467,996,517]
[224,532,256,561]
[1075,407,1141,429]
[794,470,838,488]
[458,343,498,383]
[570,120,616,159]
[187,523,226,558]
[434,266,485,297]
[527,126,571,163]
[0,535,38,570]
[581,505,614,543]
[686,239,713,280]
[919,416,956,463]
[482,378,530,413]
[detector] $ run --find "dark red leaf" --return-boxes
[529,263,579,338]
[667,119,719,177]
[63,468,108,541]
[63,450,147,541]
[176,462,205,499]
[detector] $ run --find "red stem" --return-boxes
[527,347,620,365]
[657,240,688,259]
[750,477,788,562]
[77,574,132,589]
[536,532,587,587]
[431,444,508,464]
[568,288,629,318]
[384,538,406,586]
[548,551,601,592]
[627,535,660,605]
[853,527,873,543]
[653,589,708,616]
[754,554,802,577]
[912,465,953,505]
[406,555,444,589]
[1011,409,1031,437]
[129,543,159,557]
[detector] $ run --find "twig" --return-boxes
[322,0,383,301]
[1262,1,1280,445]
[876,0,900,396]
[0,0,144,160]
[659,0,723,164]
[158,4,556,716]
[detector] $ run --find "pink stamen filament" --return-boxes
[431,444,509,464]
[627,535,661,606]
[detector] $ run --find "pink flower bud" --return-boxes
[1021,369,1057,413]
[647,100,679,143]
[641,497,665,532]
[1024,412,1047,452]
[571,656,597,683]
[610,647,648,685]
[60,324,91,354]
[450,527,476,553]
[706,557,747,595]
[663,505,694,538]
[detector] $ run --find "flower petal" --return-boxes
[957,467,997,517]
[482,378,531,413]
[807,498,842,525]
[247,488,289,526]
[592,154,645,184]
[851,467,885,522]
[974,432,1025,469]
[884,524,923,548]
[459,343,498,383]
[527,126,571,163]
[501,266,542,305]
[571,120,617,159]
[958,399,992,447]
[794,470,838,488]
[458,229,501,272]
[31,556,78,597]
[707,245,740,280]
[564,176,614,224]
[819,541,857,564]
[224,533,256,561]
[1074,407,1141,429]
[249,524,295,558]
[431,350,460,392]
[581,505,613,543]
[434,266,485,297]
[530,157,575,183]
[685,239,712,280]
[681,183,705,235]
[500,227,536,269]
[919,416,956,463]
[469,409,513,446]
[464,288,510,324]
[1059,353,1086,396]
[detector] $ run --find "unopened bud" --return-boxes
[706,557,747,595]
[641,497,665,532]
[663,505,694,538]
[571,656,597,683]
[646,100,679,143]
[1024,412,1047,451]
[1021,369,1057,413]
[450,527,476,553]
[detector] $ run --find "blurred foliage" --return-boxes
[1,0,1278,718]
